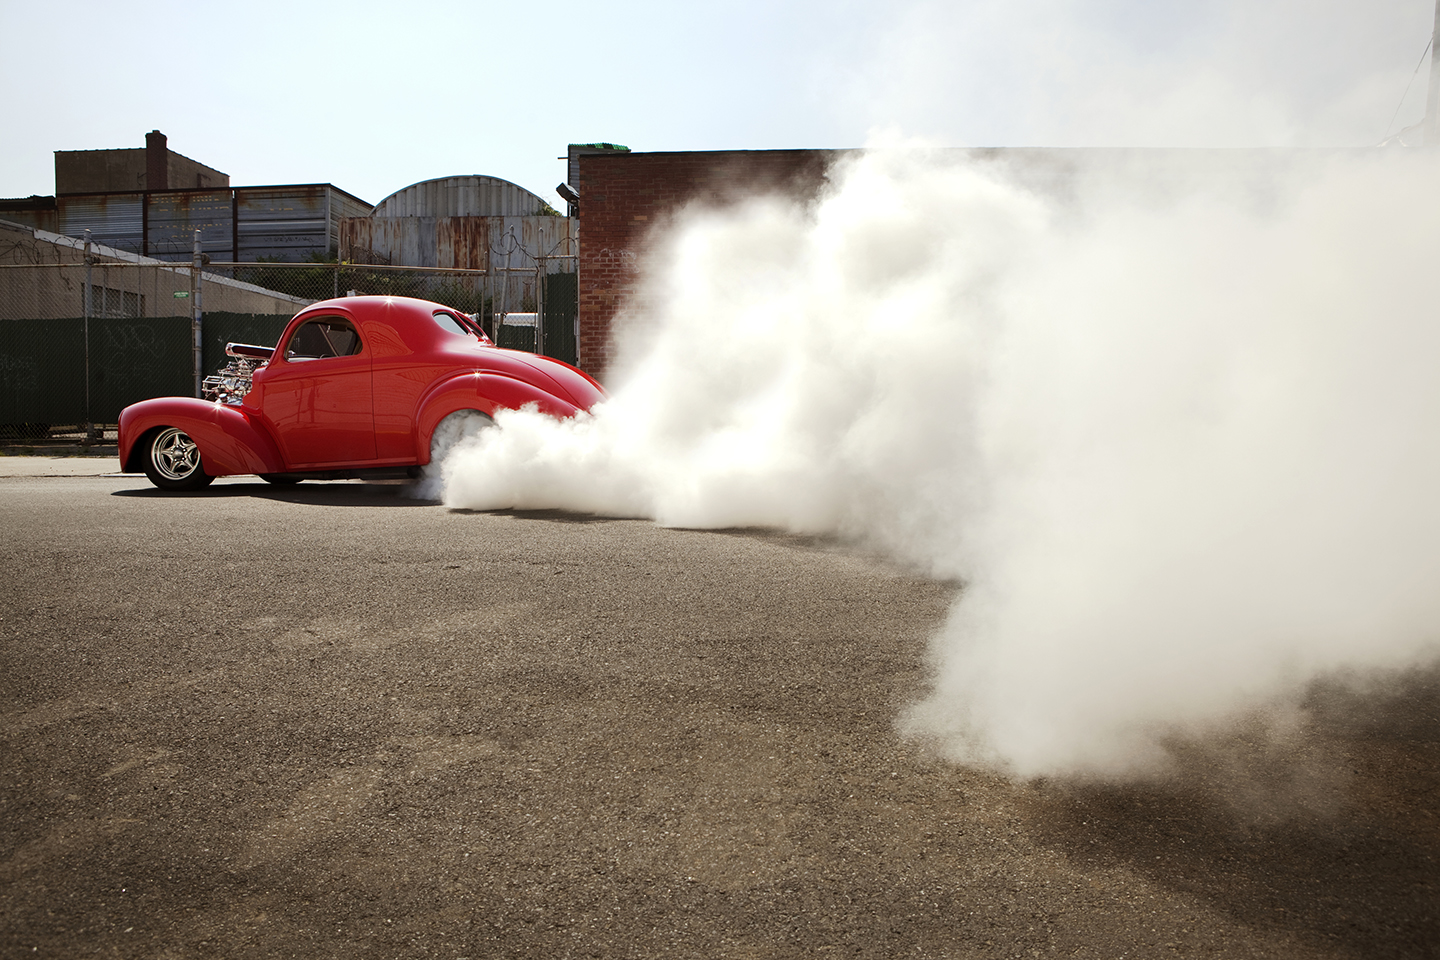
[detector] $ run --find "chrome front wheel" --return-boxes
[143,427,214,491]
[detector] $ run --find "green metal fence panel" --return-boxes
[201,312,295,373]
[0,316,191,429]
[0,317,85,429]
[543,271,578,365]
[0,260,582,434]
[496,323,536,352]
[90,316,193,420]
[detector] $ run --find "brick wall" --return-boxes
[575,149,840,381]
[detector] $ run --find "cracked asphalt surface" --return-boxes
[1,461,1436,958]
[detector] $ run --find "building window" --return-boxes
[90,285,144,319]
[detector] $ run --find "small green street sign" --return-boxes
[173,291,190,299]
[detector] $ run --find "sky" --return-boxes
[1,0,1435,208]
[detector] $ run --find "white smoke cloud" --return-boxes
[836,0,1435,148]
[442,144,1440,779]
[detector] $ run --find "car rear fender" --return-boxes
[119,398,285,476]
[414,372,581,465]
[508,353,607,410]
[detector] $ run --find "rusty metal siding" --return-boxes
[342,217,446,267]
[339,217,387,265]
[437,217,492,269]
[372,176,550,218]
[340,216,576,272]
[510,216,577,270]
[327,188,373,253]
[57,194,144,254]
[147,190,233,261]
[486,216,578,273]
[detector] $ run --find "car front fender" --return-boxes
[119,398,285,477]
[413,372,582,465]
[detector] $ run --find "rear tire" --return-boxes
[429,409,495,466]
[413,409,494,499]
[142,427,215,491]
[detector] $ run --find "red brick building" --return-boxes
[574,149,841,379]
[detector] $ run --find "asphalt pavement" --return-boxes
[1,464,1435,959]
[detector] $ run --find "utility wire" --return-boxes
[1383,37,1433,141]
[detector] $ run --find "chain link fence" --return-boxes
[0,255,577,443]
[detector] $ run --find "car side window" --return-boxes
[285,318,363,361]
[432,310,487,342]
[432,312,469,337]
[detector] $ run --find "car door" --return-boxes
[261,316,377,467]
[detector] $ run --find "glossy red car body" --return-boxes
[119,296,604,488]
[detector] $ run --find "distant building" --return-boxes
[574,148,836,377]
[0,218,306,320]
[0,130,372,263]
[340,175,573,272]
[568,146,1374,380]
[560,143,630,217]
[339,175,578,361]
[0,130,597,371]
[56,129,229,194]
[0,195,56,232]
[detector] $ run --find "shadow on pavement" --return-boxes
[448,506,623,524]
[111,480,439,508]
[1026,664,1440,960]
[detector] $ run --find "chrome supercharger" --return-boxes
[201,342,273,405]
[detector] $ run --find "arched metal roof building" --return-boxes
[370,175,551,218]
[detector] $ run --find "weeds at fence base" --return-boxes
[0,422,120,455]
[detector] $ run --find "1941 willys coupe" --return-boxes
[119,295,605,490]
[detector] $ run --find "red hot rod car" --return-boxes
[119,296,604,490]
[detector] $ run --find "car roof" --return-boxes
[291,296,470,358]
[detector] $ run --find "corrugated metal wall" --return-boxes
[57,195,144,254]
[336,214,579,364]
[147,190,233,261]
[328,189,371,256]
[236,187,330,261]
[339,216,576,272]
[371,176,551,218]
[47,181,568,265]
[52,186,375,263]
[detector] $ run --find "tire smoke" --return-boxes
[443,146,1440,779]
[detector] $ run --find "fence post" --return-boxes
[83,229,93,434]
[535,261,545,358]
[191,229,203,398]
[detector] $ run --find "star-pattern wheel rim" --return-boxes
[153,428,200,480]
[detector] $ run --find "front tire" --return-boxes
[142,427,214,491]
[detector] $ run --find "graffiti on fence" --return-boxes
[0,352,48,433]
[0,353,40,393]
[101,323,168,360]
